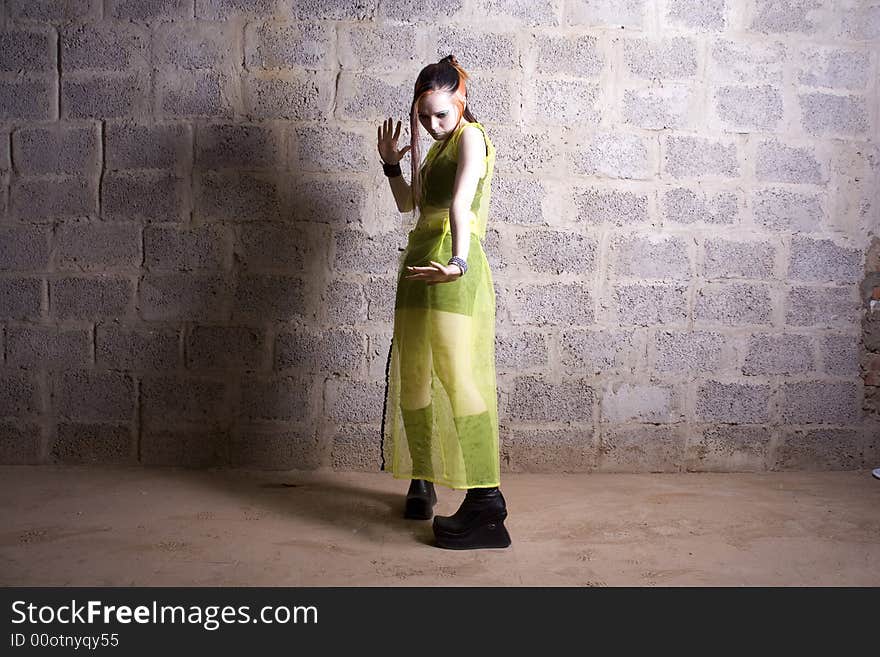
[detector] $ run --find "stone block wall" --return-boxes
[0,0,878,472]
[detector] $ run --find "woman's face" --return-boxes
[417,91,462,141]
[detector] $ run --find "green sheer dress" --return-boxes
[382,121,499,490]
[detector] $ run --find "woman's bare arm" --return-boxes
[448,126,487,263]
[389,174,414,213]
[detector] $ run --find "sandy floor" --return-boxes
[1,466,878,586]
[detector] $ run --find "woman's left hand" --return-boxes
[404,260,462,285]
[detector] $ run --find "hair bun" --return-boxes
[441,54,458,65]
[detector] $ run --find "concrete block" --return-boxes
[713,84,784,131]
[696,379,772,423]
[490,128,564,174]
[275,326,366,376]
[798,92,869,137]
[664,0,728,31]
[653,329,730,374]
[662,187,739,225]
[239,374,312,422]
[560,328,641,375]
[12,124,101,175]
[663,135,739,179]
[563,0,646,28]
[142,425,228,467]
[752,187,824,231]
[157,69,235,118]
[195,124,283,169]
[61,73,149,120]
[506,375,595,421]
[364,277,395,322]
[0,27,55,72]
[246,21,334,70]
[0,225,50,271]
[496,328,549,371]
[232,274,309,322]
[290,124,367,173]
[50,277,134,320]
[144,224,229,271]
[103,170,188,221]
[785,285,861,328]
[821,333,860,376]
[775,427,878,470]
[6,326,90,369]
[339,23,418,72]
[839,5,880,39]
[609,233,689,280]
[95,326,180,370]
[0,371,42,417]
[507,282,595,327]
[749,0,822,34]
[294,0,380,21]
[0,278,42,320]
[572,131,651,179]
[531,32,603,77]
[471,0,554,25]
[514,230,597,275]
[755,139,825,184]
[61,22,149,72]
[244,70,333,121]
[107,0,193,21]
[694,283,773,327]
[185,326,267,370]
[703,238,776,280]
[622,84,696,130]
[11,177,97,220]
[574,186,650,226]
[780,380,862,424]
[709,38,785,84]
[489,175,547,225]
[153,20,239,70]
[325,279,367,325]
[57,222,140,270]
[600,381,680,423]
[610,283,689,327]
[597,425,686,473]
[0,77,56,120]
[434,27,518,70]
[337,71,410,122]
[788,236,862,284]
[797,46,870,90]
[235,222,328,272]
[106,122,192,171]
[622,36,698,79]
[0,421,42,464]
[51,423,134,464]
[7,0,100,21]
[686,425,772,472]
[334,230,398,274]
[195,0,276,19]
[527,78,601,127]
[140,375,228,423]
[195,170,281,221]
[332,425,381,471]
[742,333,814,375]
[54,370,134,422]
[325,377,385,424]
[290,175,367,224]
[140,273,228,321]
[500,426,596,472]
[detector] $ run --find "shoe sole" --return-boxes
[433,517,512,549]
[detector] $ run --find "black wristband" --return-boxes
[382,160,402,177]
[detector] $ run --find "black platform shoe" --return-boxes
[432,486,511,549]
[404,479,437,520]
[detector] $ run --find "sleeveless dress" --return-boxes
[381,121,499,490]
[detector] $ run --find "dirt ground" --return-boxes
[2,466,878,586]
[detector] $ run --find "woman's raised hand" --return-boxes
[377,117,412,165]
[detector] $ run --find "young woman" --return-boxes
[377,55,511,550]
